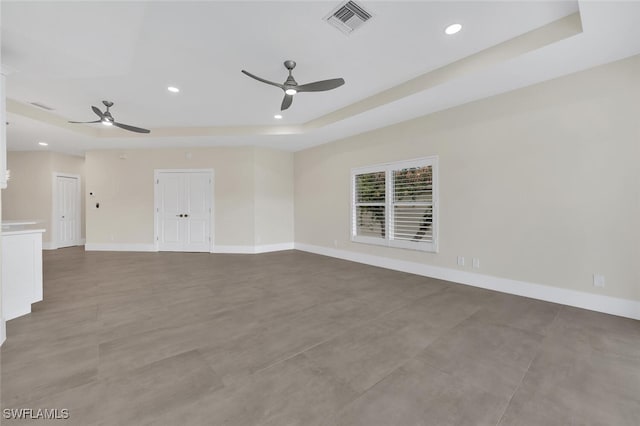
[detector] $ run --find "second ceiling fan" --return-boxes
[242,60,345,111]
[69,100,150,134]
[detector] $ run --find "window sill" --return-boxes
[351,236,438,253]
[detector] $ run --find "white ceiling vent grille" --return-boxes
[325,1,373,35]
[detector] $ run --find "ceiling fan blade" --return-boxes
[296,78,345,93]
[68,120,102,124]
[113,122,151,134]
[91,106,104,118]
[281,94,293,111]
[241,70,285,89]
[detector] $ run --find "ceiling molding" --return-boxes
[305,12,583,130]
[6,11,582,141]
[95,124,307,138]
[7,98,98,137]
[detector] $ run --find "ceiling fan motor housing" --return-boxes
[285,76,298,87]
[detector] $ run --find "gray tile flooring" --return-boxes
[1,247,639,425]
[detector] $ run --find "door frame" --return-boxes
[51,172,82,249]
[153,169,215,253]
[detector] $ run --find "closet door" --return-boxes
[157,172,187,251]
[156,171,211,252]
[183,172,211,252]
[55,175,79,248]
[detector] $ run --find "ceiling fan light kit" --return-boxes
[68,100,151,134]
[241,60,345,111]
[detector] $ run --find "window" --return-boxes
[351,157,438,252]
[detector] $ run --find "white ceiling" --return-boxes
[2,1,640,155]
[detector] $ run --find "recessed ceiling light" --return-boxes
[445,23,462,35]
[167,86,180,93]
[38,141,48,146]
[274,114,283,119]
[285,88,297,96]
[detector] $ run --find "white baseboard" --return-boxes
[83,242,294,254]
[85,243,156,252]
[43,239,86,250]
[294,243,640,321]
[254,242,295,253]
[211,245,255,254]
[213,243,294,254]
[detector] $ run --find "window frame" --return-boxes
[351,156,439,253]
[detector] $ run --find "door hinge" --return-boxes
[156,179,159,184]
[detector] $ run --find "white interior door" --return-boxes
[184,172,212,252]
[157,171,212,252]
[55,176,78,248]
[157,173,185,252]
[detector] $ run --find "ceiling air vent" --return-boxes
[30,102,55,111]
[325,1,373,35]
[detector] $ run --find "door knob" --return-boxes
[184,214,189,218]
[176,214,183,217]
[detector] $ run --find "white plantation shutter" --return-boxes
[391,166,433,244]
[352,157,438,252]
[353,171,386,240]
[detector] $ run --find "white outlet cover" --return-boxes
[457,256,465,266]
[593,274,606,288]
[473,258,480,268]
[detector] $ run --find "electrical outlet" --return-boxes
[457,256,465,267]
[472,258,480,269]
[593,274,606,288]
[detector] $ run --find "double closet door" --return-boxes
[156,170,212,252]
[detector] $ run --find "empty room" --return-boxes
[1,1,639,425]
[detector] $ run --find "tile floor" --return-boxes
[1,248,639,425]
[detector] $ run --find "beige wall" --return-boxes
[2,151,85,244]
[85,147,294,248]
[294,55,640,302]
[3,151,51,233]
[254,148,294,246]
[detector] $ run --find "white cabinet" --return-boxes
[1,228,45,320]
[1,73,7,189]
